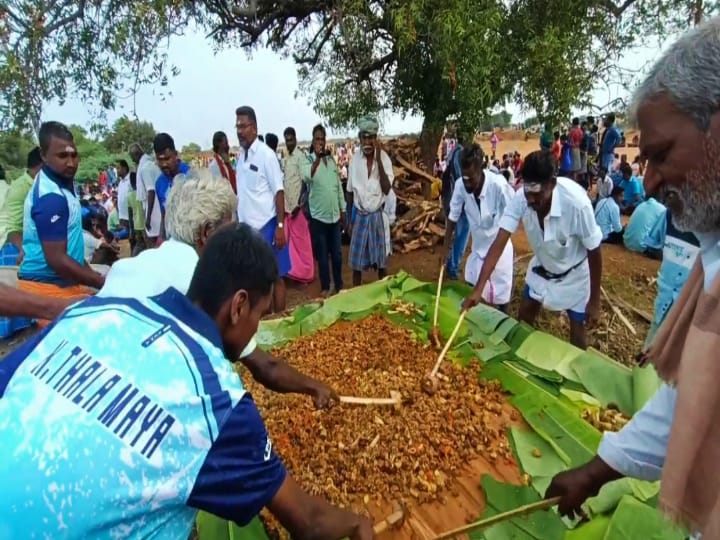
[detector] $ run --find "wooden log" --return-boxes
[395,155,436,184]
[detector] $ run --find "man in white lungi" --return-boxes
[463,150,603,349]
[441,144,515,311]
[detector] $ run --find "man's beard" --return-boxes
[668,141,720,233]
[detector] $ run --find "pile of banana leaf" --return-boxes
[198,272,685,540]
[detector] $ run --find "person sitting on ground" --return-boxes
[617,162,644,215]
[17,121,105,322]
[99,170,338,409]
[595,165,614,203]
[623,194,666,254]
[0,222,372,540]
[595,186,625,244]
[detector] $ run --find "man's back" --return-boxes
[624,198,666,253]
[0,290,285,539]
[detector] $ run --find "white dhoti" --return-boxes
[143,198,162,238]
[524,256,590,313]
[464,240,514,305]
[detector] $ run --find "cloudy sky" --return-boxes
[44,27,665,149]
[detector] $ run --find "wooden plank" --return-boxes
[395,155,436,184]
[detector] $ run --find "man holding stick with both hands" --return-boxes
[462,150,603,349]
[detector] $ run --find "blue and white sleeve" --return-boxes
[187,393,287,525]
[31,193,69,242]
[597,383,675,481]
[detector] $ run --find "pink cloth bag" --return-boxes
[286,211,315,283]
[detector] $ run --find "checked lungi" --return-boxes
[349,209,386,271]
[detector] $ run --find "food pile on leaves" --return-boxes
[241,314,518,536]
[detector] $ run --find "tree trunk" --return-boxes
[418,116,445,173]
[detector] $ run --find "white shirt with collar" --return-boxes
[117,173,131,220]
[597,174,614,200]
[235,138,285,229]
[346,148,394,213]
[97,238,256,357]
[499,176,603,312]
[450,170,515,303]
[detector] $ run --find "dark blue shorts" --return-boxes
[522,284,585,323]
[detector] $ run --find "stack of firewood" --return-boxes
[384,137,445,253]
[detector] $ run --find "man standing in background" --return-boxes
[568,117,584,181]
[442,136,468,279]
[235,106,289,312]
[153,133,190,240]
[115,159,131,237]
[600,113,622,171]
[129,143,162,247]
[283,126,314,284]
[346,115,394,286]
[208,131,237,194]
[0,147,42,264]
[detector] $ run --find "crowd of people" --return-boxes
[1,15,720,540]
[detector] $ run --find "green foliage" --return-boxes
[181,142,203,154]
[0,1,208,132]
[68,125,129,183]
[478,110,513,132]
[103,116,156,153]
[0,130,36,179]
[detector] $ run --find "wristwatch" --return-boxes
[277,222,284,229]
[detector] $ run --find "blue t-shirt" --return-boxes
[19,167,85,285]
[623,198,666,253]
[645,210,700,326]
[620,176,644,207]
[594,197,622,240]
[0,289,286,539]
[602,126,621,156]
[155,161,190,212]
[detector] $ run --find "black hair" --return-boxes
[611,185,625,198]
[265,133,279,152]
[117,159,129,170]
[553,131,560,140]
[620,162,633,176]
[459,143,485,169]
[153,133,176,154]
[606,113,616,123]
[235,106,257,125]
[38,121,73,153]
[258,135,265,143]
[312,123,326,138]
[520,151,556,184]
[27,146,42,169]
[501,169,511,182]
[572,117,580,125]
[82,211,94,233]
[212,131,227,152]
[283,127,296,138]
[587,116,595,123]
[591,125,598,133]
[187,223,279,318]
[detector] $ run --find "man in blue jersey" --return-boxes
[153,133,190,240]
[18,122,106,295]
[0,222,372,540]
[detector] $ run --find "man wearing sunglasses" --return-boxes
[441,144,515,311]
[17,121,105,325]
[462,150,603,349]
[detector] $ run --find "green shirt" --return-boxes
[302,157,346,224]
[108,209,120,231]
[0,171,34,245]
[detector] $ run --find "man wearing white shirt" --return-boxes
[129,143,162,246]
[234,106,289,312]
[115,159,131,232]
[442,144,515,311]
[346,115,394,286]
[463,150,603,349]
[98,170,338,408]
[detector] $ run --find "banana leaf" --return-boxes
[480,361,563,401]
[586,478,659,516]
[506,358,565,384]
[510,393,600,468]
[196,512,268,540]
[255,318,301,348]
[563,515,612,540]
[632,365,662,413]
[559,389,601,408]
[464,303,511,335]
[509,427,566,479]
[570,349,634,416]
[514,332,583,383]
[601,496,685,539]
[505,322,536,351]
[491,317,520,343]
[472,475,566,540]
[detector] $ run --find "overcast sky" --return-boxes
[43,28,664,149]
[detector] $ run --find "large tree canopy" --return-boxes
[0,0,205,133]
[2,0,718,167]
[103,116,156,153]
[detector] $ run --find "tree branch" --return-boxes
[42,0,87,36]
[600,0,639,17]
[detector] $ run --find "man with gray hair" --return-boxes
[98,170,338,409]
[346,115,394,286]
[546,18,720,538]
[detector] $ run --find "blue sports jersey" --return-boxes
[0,289,286,539]
[19,167,85,284]
[155,162,190,213]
